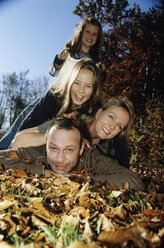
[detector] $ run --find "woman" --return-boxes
[49,17,104,77]
[85,97,134,168]
[11,97,134,168]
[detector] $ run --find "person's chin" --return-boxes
[53,165,68,175]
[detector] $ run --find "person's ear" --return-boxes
[95,108,103,119]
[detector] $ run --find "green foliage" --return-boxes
[60,222,87,247]
[6,233,24,248]
[106,189,148,214]
[42,222,87,247]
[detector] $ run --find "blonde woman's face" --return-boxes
[94,106,130,140]
[70,68,94,109]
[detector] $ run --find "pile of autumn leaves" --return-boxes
[0,166,163,248]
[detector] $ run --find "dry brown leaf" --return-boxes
[56,235,64,248]
[8,152,19,160]
[99,214,116,231]
[83,218,93,243]
[0,200,14,210]
[15,169,28,177]
[31,215,47,227]
[0,241,14,247]
[98,225,137,246]
[21,180,41,195]
[142,208,162,219]
[69,206,90,219]
[34,231,46,242]
[67,240,100,248]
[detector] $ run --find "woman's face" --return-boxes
[94,106,130,140]
[70,68,94,109]
[81,24,99,51]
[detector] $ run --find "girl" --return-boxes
[16,56,101,130]
[49,17,103,77]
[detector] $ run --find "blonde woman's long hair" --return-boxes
[49,56,101,117]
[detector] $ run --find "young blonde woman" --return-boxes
[11,97,134,168]
[49,17,103,77]
[17,57,101,133]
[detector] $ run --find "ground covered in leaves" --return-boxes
[0,165,163,248]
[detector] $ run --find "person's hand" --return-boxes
[60,49,69,60]
[81,138,91,150]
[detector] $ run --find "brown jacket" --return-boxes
[0,145,145,191]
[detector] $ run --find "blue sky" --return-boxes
[0,0,158,84]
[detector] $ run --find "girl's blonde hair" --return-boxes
[65,17,103,62]
[49,56,101,116]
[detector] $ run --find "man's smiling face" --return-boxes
[46,126,83,174]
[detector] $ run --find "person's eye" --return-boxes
[118,125,123,130]
[93,33,98,37]
[109,115,114,120]
[67,148,73,152]
[50,146,57,150]
[74,81,79,85]
[86,85,93,88]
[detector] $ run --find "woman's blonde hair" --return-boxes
[101,97,134,139]
[65,17,103,62]
[49,56,101,116]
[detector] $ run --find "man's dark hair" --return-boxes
[46,117,88,146]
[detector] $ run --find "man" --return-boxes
[0,117,145,190]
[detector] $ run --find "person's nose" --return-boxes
[78,84,85,94]
[88,32,93,38]
[109,122,115,130]
[56,150,65,163]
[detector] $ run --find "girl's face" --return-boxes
[70,68,94,109]
[93,106,130,140]
[81,24,99,52]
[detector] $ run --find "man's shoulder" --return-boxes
[80,146,101,162]
[23,144,46,156]
[0,144,46,162]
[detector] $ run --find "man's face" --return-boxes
[46,126,83,174]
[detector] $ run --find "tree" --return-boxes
[73,0,163,165]
[0,71,49,132]
[74,0,163,106]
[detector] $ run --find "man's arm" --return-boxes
[79,147,145,191]
[0,146,46,176]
